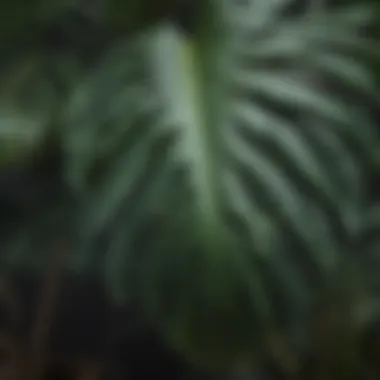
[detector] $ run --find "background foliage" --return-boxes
[1,0,380,379]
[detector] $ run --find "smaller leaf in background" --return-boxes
[0,53,60,169]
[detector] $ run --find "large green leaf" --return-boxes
[62,0,379,369]
[138,1,378,365]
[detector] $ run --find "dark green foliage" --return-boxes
[0,271,200,380]
[1,0,380,379]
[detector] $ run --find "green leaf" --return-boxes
[61,0,380,369]
[136,1,378,364]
